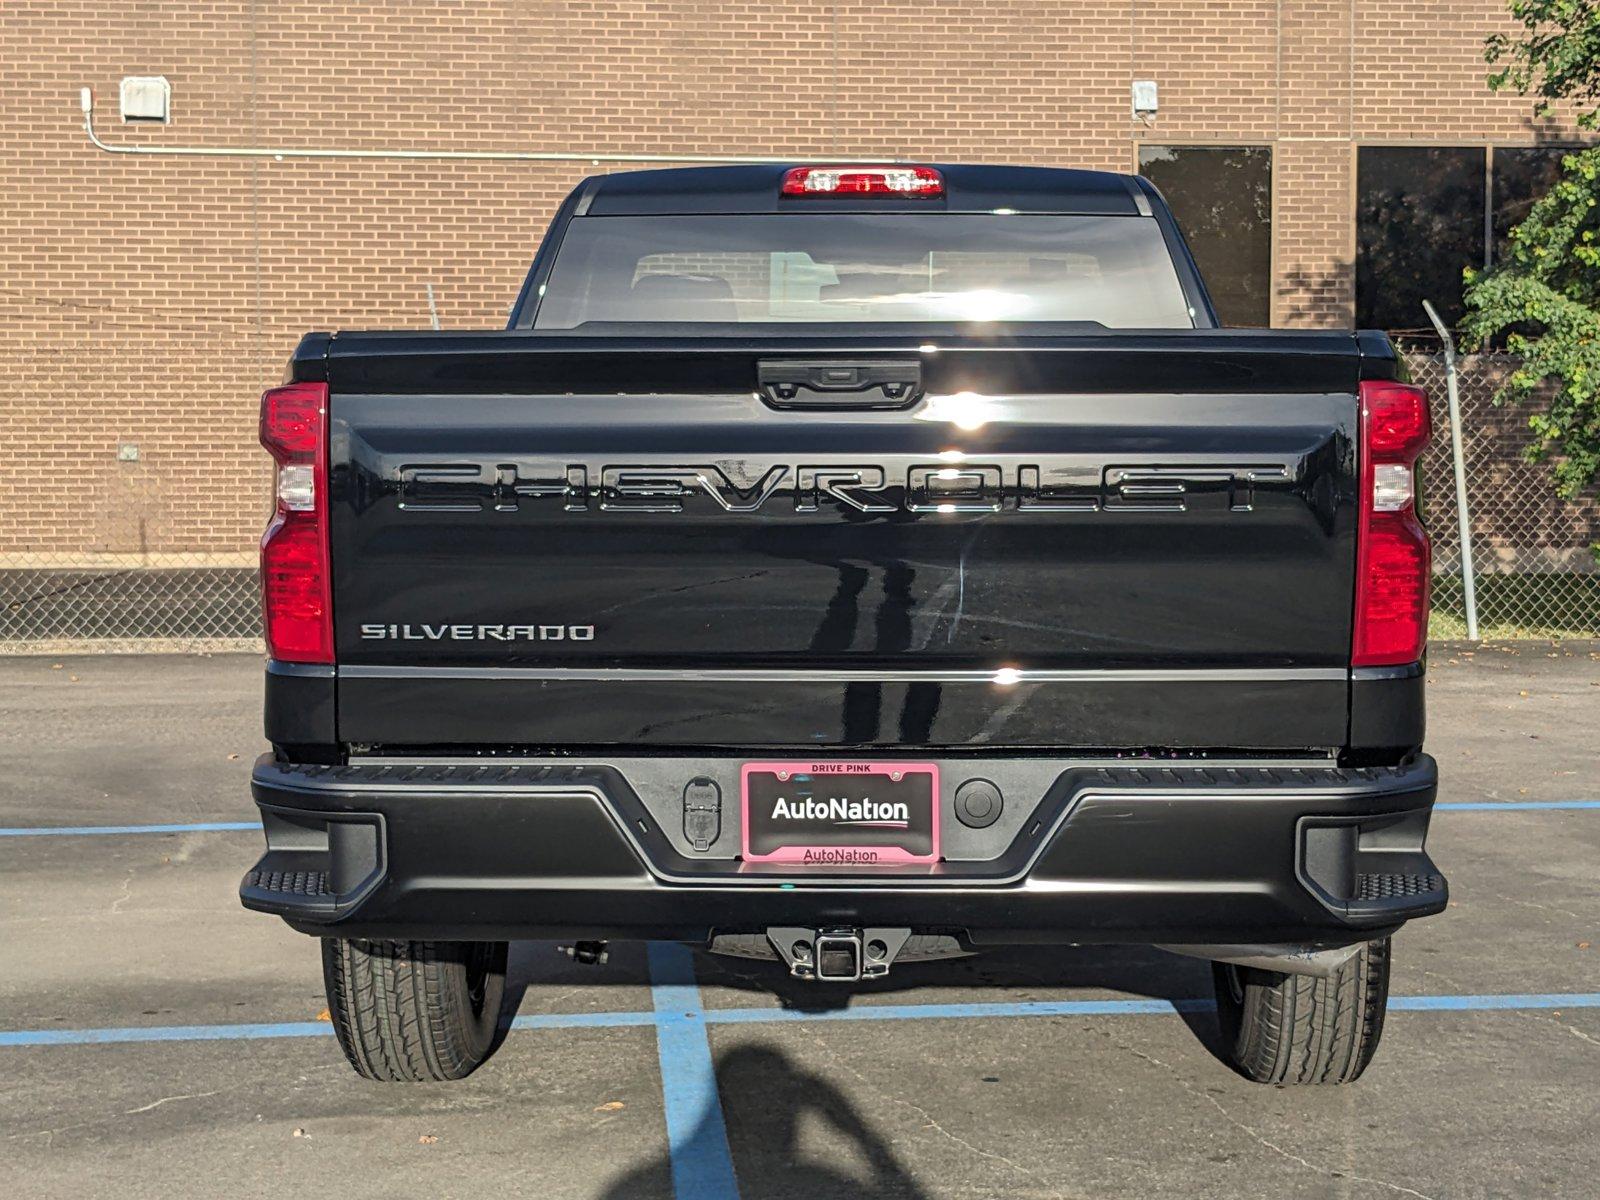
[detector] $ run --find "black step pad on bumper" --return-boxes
[1357,872,1446,901]
[242,868,332,897]
[238,803,385,921]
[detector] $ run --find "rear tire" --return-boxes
[322,938,508,1081]
[1212,938,1390,1085]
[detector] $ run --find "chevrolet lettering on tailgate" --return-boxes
[395,460,1296,515]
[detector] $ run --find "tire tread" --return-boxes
[1216,938,1390,1086]
[321,938,506,1082]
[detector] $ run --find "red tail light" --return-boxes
[259,381,333,663]
[1353,380,1431,667]
[780,166,944,198]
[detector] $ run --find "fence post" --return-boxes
[1421,301,1480,641]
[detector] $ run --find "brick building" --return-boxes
[0,2,1592,640]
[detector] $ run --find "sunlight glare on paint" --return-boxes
[916,391,995,432]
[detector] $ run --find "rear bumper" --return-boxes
[241,754,1446,946]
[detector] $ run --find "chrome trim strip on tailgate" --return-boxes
[338,665,1348,683]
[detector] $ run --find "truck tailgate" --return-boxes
[325,332,1361,750]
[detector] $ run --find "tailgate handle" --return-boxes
[757,359,923,410]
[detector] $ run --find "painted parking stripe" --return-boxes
[3,799,1598,838]
[1388,993,1600,1012]
[1435,800,1600,810]
[0,1009,657,1047]
[0,1020,335,1046]
[648,942,741,1200]
[4,991,1597,1048]
[704,992,1600,1024]
[0,821,259,837]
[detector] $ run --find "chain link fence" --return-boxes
[0,562,259,651]
[2,345,1597,653]
[1403,349,1600,641]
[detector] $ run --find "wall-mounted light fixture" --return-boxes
[119,76,171,123]
[1131,80,1159,122]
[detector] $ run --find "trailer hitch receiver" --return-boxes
[766,927,912,981]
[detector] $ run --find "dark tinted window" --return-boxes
[1138,145,1272,326]
[1356,147,1485,332]
[1493,146,1572,260]
[534,214,1195,329]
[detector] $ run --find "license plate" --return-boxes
[741,761,940,866]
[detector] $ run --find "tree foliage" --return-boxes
[1463,2,1600,498]
[1487,1,1600,130]
[1462,146,1600,497]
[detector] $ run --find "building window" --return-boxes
[1492,146,1572,261]
[1138,145,1272,327]
[1356,144,1587,333]
[1356,147,1486,334]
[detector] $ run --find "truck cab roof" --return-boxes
[575,163,1156,216]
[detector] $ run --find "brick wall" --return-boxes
[0,1,1588,565]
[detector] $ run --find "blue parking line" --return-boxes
[648,943,741,1200]
[1436,800,1600,810]
[0,821,258,837]
[704,992,1600,1025]
[0,1008,659,1047]
[5,990,1596,1049]
[0,1020,335,1046]
[1389,993,1600,1011]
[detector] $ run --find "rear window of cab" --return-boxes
[533,213,1195,329]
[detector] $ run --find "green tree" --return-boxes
[1461,1,1600,499]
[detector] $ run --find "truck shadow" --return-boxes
[500,939,1227,1064]
[596,1043,933,1200]
[502,942,1228,1198]
[702,943,1226,1062]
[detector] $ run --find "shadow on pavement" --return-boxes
[598,1043,932,1200]
[695,942,1230,1068]
[499,939,1229,1069]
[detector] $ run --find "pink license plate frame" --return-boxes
[740,761,941,866]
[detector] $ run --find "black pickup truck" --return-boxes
[243,163,1445,1086]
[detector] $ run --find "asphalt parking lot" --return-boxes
[2,646,1597,1200]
